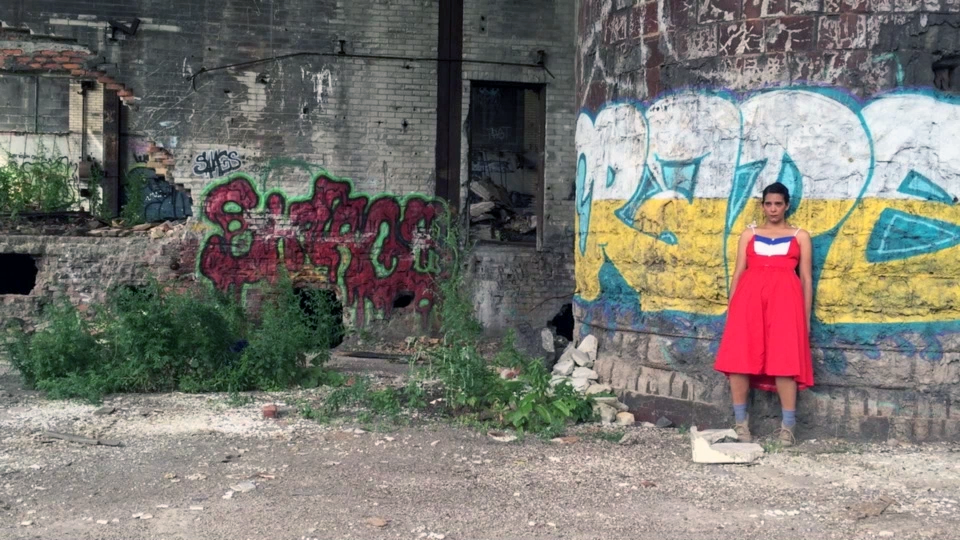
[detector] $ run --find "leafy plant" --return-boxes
[6,277,343,402]
[418,217,595,437]
[0,144,76,215]
[119,168,150,225]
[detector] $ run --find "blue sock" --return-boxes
[733,404,748,423]
[782,409,796,428]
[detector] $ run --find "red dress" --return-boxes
[714,230,814,392]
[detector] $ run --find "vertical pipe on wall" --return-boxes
[435,0,463,212]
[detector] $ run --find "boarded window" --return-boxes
[0,75,70,133]
[468,82,545,244]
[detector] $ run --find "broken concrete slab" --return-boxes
[592,396,628,412]
[585,383,612,395]
[571,367,598,380]
[571,348,593,368]
[690,427,764,464]
[541,328,555,353]
[552,357,575,376]
[570,377,591,393]
[596,403,618,424]
[577,335,598,363]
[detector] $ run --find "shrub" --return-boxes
[5,278,342,402]
[420,220,595,436]
[0,146,75,215]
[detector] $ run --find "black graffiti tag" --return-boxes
[193,150,243,178]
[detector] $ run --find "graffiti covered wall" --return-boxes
[576,87,960,439]
[199,171,446,327]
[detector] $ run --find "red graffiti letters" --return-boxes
[199,173,446,323]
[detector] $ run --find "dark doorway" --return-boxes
[468,81,545,245]
[0,254,38,295]
[549,303,574,341]
[294,287,345,348]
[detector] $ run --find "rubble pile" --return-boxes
[468,178,536,242]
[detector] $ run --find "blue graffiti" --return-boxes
[576,155,591,255]
[866,209,960,263]
[897,170,955,204]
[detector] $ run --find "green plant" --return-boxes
[6,277,342,403]
[119,168,150,225]
[226,392,253,407]
[0,144,76,215]
[419,218,595,437]
[590,429,626,443]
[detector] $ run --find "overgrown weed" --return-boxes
[7,276,342,402]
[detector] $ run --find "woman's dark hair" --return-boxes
[762,182,790,204]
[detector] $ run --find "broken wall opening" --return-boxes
[468,82,544,244]
[294,287,345,348]
[548,303,574,341]
[0,253,38,295]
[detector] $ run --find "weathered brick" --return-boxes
[630,2,659,39]
[744,0,789,18]
[765,15,816,52]
[824,0,869,12]
[700,0,741,23]
[605,8,630,43]
[818,14,868,49]
[719,19,765,55]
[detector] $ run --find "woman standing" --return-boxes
[714,182,814,446]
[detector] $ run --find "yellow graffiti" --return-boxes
[576,197,960,324]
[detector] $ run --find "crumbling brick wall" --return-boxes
[0,1,578,339]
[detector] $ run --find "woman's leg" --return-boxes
[775,377,798,445]
[730,374,750,406]
[729,374,752,441]
[775,376,797,410]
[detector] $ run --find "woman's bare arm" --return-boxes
[728,230,751,303]
[796,230,814,330]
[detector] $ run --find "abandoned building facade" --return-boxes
[2,0,960,441]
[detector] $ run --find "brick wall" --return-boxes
[576,0,960,440]
[0,1,439,198]
[462,0,578,334]
[0,0,579,339]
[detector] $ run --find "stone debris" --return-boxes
[655,416,674,428]
[222,491,234,500]
[585,383,612,395]
[552,340,604,393]
[552,356,575,377]
[596,403,618,424]
[540,328,557,369]
[189,506,204,511]
[570,377,591,393]
[572,367,598,379]
[592,396,628,412]
[849,496,896,520]
[365,517,389,528]
[616,412,636,426]
[262,404,278,419]
[96,519,109,525]
[230,481,256,493]
[570,348,592,368]
[488,431,518,443]
[690,427,765,464]
[577,334,598,363]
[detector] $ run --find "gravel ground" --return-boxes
[1,357,959,540]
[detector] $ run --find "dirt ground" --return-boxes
[1,356,959,540]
